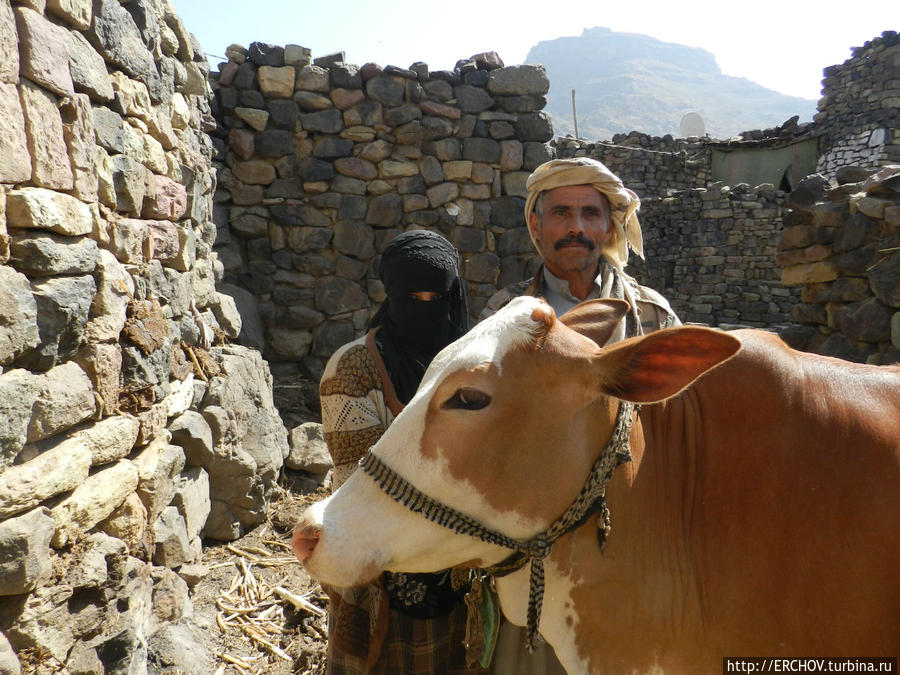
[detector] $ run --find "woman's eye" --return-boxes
[443,388,491,411]
[410,291,442,301]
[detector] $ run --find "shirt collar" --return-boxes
[541,264,608,316]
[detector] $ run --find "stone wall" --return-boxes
[815,31,900,177]
[208,45,555,383]
[209,33,899,382]
[555,132,712,197]
[551,135,800,327]
[0,1,303,672]
[635,182,799,327]
[775,167,900,364]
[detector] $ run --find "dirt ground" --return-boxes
[190,476,331,675]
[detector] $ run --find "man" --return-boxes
[485,157,679,674]
[481,157,679,340]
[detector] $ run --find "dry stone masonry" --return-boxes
[552,133,800,328]
[776,166,900,364]
[815,32,900,176]
[209,45,555,385]
[0,1,326,672]
[547,34,899,335]
[209,32,899,396]
[640,182,796,327]
[556,132,712,196]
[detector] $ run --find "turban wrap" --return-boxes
[524,157,644,269]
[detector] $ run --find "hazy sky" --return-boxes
[169,0,895,101]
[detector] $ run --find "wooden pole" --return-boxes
[572,89,579,139]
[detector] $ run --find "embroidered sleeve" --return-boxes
[319,343,391,489]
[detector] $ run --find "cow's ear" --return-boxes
[594,327,741,403]
[560,299,630,347]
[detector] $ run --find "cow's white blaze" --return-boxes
[300,296,555,585]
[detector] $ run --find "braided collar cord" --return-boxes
[358,401,637,651]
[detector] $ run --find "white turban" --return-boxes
[523,157,644,269]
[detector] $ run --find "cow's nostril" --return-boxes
[292,523,321,563]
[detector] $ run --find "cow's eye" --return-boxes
[443,388,491,411]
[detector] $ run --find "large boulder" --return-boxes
[51,459,140,548]
[17,274,96,370]
[0,435,91,520]
[199,345,289,540]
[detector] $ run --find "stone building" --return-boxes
[815,31,900,175]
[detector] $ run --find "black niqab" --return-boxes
[369,229,469,404]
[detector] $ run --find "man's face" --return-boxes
[528,185,610,278]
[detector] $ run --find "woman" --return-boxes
[318,230,484,674]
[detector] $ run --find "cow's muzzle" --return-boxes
[292,522,321,563]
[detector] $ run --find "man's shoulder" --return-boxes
[479,277,537,320]
[631,281,673,310]
[620,273,681,328]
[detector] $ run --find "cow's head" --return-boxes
[294,296,739,588]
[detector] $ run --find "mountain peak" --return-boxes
[525,27,815,139]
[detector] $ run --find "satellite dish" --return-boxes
[680,112,705,138]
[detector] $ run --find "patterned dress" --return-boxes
[319,329,487,675]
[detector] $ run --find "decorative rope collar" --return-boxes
[358,401,637,651]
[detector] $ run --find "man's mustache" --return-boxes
[554,234,595,250]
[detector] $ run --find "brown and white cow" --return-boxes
[294,296,900,674]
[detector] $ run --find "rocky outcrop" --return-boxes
[526,26,818,141]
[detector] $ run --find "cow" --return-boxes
[293,296,900,674]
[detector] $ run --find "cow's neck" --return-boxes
[494,399,709,674]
